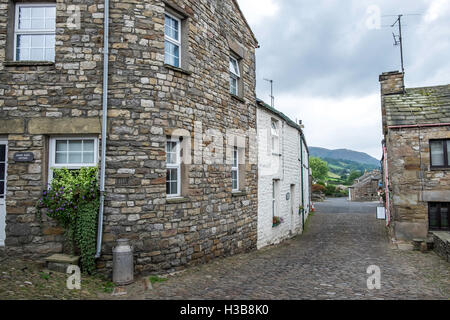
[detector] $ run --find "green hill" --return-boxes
[310,147,381,185]
[310,147,380,166]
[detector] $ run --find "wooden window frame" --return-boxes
[428,202,450,231]
[430,139,450,169]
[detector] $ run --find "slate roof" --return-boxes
[350,170,381,189]
[256,98,309,153]
[384,84,450,127]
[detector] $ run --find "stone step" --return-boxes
[45,254,80,273]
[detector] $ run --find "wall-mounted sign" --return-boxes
[13,152,34,162]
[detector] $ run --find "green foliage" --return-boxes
[103,281,115,293]
[309,157,329,182]
[149,276,168,284]
[346,170,363,185]
[36,167,100,274]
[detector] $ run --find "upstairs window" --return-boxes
[429,202,450,231]
[164,13,181,68]
[14,3,56,61]
[271,120,280,154]
[430,139,450,169]
[166,139,181,197]
[232,146,239,191]
[229,56,240,96]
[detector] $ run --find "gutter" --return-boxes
[96,0,110,258]
[300,136,305,231]
[388,122,450,129]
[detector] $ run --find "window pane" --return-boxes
[229,57,239,76]
[68,152,82,163]
[430,141,444,166]
[83,140,94,152]
[31,18,45,29]
[0,145,5,161]
[164,41,180,67]
[0,163,4,180]
[447,141,450,166]
[230,77,237,95]
[30,48,44,60]
[166,142,178,164]
[55,152,67,164]
[31,7,45,19]
[56,140,67,152]
[83,152,94,163]
[69,140,82,152]
[441,206,449,229]
[165,15,179,40]
[429,204,439,229]
[232,170,238,190]
[0,181,4,196]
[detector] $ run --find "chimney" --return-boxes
[379,71,405,95]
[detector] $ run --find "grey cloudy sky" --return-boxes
[237,0,450,159]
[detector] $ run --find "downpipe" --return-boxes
[96,0,110,259]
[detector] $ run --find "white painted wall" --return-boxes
[257,108,310,249]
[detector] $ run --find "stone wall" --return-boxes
[256,107,309,249]
[0,0,259,274]
[385,126,450,240]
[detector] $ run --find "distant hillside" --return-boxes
[310,147,380,167]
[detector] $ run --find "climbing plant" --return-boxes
[36,167,100,274]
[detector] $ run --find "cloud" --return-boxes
[237,0,450,157]
[237,0,279,26]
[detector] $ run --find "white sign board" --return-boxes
[377,207,386,220]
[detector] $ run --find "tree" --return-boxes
[346,170,362,185]
[309,157,329,182]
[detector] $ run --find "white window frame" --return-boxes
[48,136,99,182]
[271,119,280,154]
[272,180,277,218]
[166,138,181,198]
[232,146,239,192]
[164,12,182,68]
[14,3,56,62]
[229,56,240,96]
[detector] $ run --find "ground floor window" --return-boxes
[429,202,450,231]
[166,138,181,197]
[49,137,99,181]
[232,146,239,191]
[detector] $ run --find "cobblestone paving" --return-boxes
[123,199,450,300]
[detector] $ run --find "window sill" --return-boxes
[163,64,192,75]
[232,190,247,197]
[4,60,55,67]
[230,94,245,103]
[429,167,450,171]
[166,197,190,204]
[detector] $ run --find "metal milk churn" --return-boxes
[112,239,134,285]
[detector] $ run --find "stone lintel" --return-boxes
[28,118,101,135]
[0,119,25,134]
[421,190,450,202]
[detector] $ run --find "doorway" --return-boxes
[0,139,7,246]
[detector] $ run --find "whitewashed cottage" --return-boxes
[256,99,311,249]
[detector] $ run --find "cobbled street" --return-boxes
[124,198,450,300]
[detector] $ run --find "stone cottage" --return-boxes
[380,71,450,240]
[0,0,260,274]
[256,99,311,249]
[348,170,381,202]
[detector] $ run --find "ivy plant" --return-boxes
[36,167,100,274]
